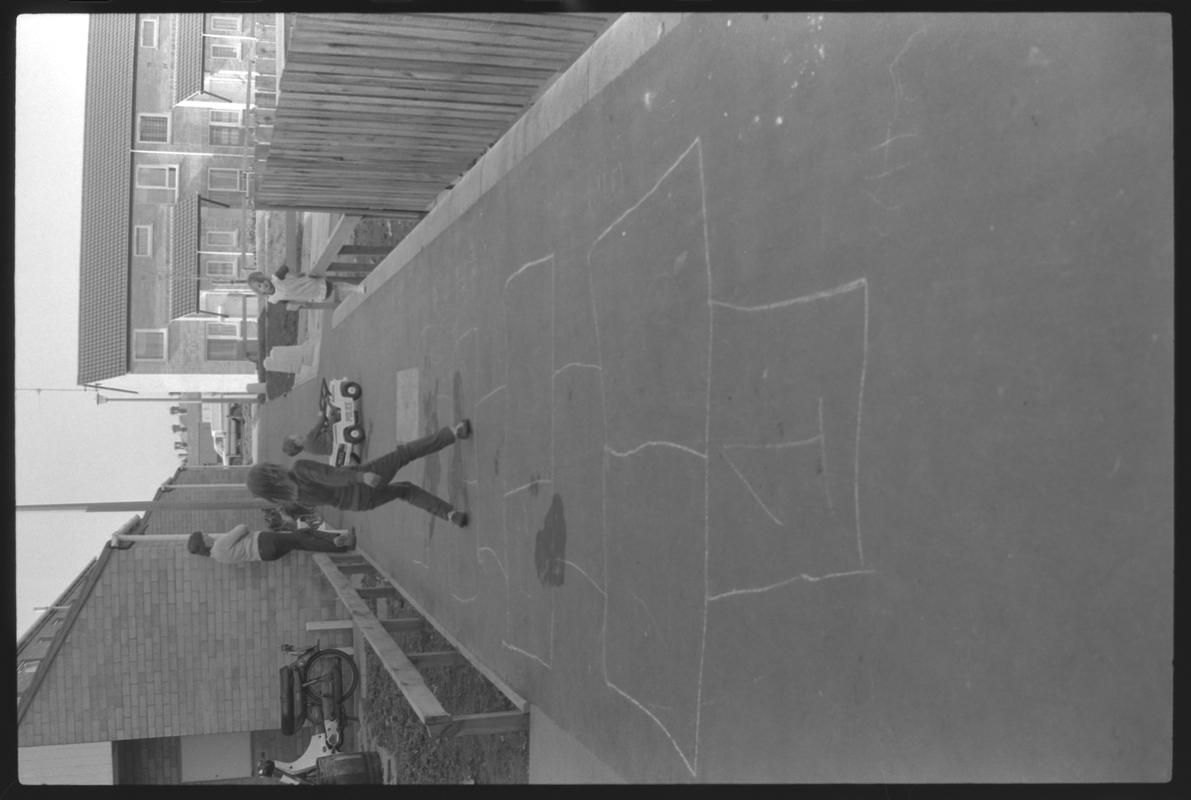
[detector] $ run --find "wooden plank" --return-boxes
[356,586,399,599]
[410,12,614,35]
[302,17,604,52]
[433,710,531,738]
[305,619,354,631]
[289,24,587,59]
[357,552,529,713]
[381,617,429,634]
[309,214,362,275]
[311,554,451,727]
[406,650,468,670]
[340,245,392,256]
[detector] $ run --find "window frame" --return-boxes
[208,108,244,147]
[205,230,238,249]
[203,260,237,279]
[198,290,260,319]
[136,113,171,144]
[204,319,258,361]
[207,168,243,192]
[133,225,154,257]
[132,329,168,362]
[210,15,243,34]
[209,42,242,60]
[139,18,158,48]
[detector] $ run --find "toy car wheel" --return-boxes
[342,381,362,399]
[344,425,365,444]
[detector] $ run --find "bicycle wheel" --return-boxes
[301,649,359,703]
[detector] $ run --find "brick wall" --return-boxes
[18,469,351,747]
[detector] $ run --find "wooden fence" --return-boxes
[255,13,618,216]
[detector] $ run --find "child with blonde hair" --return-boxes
[247,264,365,310]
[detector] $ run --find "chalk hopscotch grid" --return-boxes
[432,137,875,778]
[499,254,557,669]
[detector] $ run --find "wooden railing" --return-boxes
[311,553,529,739]
[256,12,617,215]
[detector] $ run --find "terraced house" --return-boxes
[77,13,282,394]
[17,467,352,784]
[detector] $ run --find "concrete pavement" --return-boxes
[257,13,1173,782]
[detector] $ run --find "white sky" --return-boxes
[14,15,182,640]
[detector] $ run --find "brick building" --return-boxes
[17,466,350,784]
[78,12,282,395]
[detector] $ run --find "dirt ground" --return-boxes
[355,586,529,784]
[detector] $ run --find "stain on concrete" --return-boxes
[534,493,567,587]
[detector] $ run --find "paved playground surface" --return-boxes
[257,14,1173,782]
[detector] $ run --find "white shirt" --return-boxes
[210,524,262,563]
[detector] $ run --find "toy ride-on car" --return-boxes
[320,378,365,467]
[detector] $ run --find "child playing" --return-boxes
[187,523,356,564]
[282,407,341,457]
[247,420,473,527]
[247,264,365,310]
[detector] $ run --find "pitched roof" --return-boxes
[17,469,351,746]
[170,193,201,319]
[174,14,204,104]
[77,14,137,385]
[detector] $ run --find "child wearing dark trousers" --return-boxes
[187,524,356,564]
[247,420,473,527]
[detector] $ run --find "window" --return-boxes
[17,660,41,675]
[133,329,167,361]
[139,18,158,48]
[200,291,259,319]
[205,321,258,361]
[206,75,246,97]
[137,114,170,144]
[136,165,177,189]
[210,42,241,60]
[208,109,244,146]
[135,165,179,203]
[205,230,237,248]
[209,126,245,147]
[210,15,242,34]
[133,226,153,257]
[207,168,243,192]
[210,109,241,125]
[204,260,237,278]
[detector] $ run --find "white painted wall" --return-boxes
[103,372,259,395]
[19,742,114,785]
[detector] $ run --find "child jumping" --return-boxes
[247,419,473,527]
[247,264,365,310]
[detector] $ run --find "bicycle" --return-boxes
[256,641,372,784]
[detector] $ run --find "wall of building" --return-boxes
[127,12,259,378]
[18,469,352,748]
[114,737,180,784]
[19,742,115,785]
